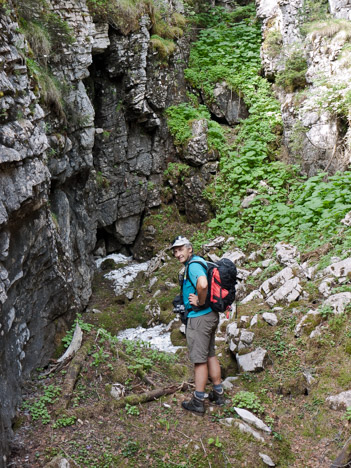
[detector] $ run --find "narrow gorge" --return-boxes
[1,0,351,466]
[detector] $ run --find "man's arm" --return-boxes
[189,275,208,307]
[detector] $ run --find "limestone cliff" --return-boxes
[0,0,191,462]
[257,0,351,175]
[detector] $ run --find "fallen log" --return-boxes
[110,382,189,409]
[56,338,94,411]
[65,382,189,419]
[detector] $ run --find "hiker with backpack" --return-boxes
[171,235,226,414]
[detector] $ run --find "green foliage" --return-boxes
[53,415,77,428]
[125,403,140,416]
[318,305,334,319]
[264,28,283,58]
[345,407,351,421]
[22,385,61,425]
[232,391,264,414]
[86,0,144,34]
[62,314,94,349]
[207,436,223,448]
[163,162,190,181]
[165,102,226,151]
[276,48,308,92]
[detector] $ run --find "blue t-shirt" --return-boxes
[182,255,212,318]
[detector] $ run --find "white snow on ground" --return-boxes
[96,254,149,296]
[96,254,181,353]
[117,324,182,354]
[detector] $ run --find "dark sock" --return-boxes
[194,391,205,400]
[213,384,223,394]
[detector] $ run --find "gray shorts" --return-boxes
[186,311,219,364]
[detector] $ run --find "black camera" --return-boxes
[172,294,185,314]
[172,294,188,325]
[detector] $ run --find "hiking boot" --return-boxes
[208,389,225,406]
[182,393,205,414]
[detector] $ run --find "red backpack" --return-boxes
[185,258,237,314]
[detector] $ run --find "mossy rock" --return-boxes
[111,361,130,383]
[216,345,238,377]
[171,328,186,346]
[164,362,190,382]
[302,313,322,336]
[276,373,308,396]
[100,258,118,271]
[159,309,174,325]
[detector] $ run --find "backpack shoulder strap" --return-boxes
[185,259,208,290]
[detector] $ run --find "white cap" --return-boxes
[171,236,191,248]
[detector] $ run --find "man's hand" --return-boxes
[189,293,200,307]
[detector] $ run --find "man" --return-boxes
[171,235,224,414]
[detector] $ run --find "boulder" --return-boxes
[327,390,351,410]
[204,81,249,125]
[324,258,351,279]
[262,312,278,326]
[236,347,268,372]
[266,277,302,306]
[222,249,246,265]
[275,242,300,267]
[323,292,351,315]
[294,309,321,337]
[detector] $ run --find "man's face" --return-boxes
[173,245,192,264]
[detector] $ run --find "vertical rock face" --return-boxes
[0,0,190,460]
[90,17,189,251]
[257,0,351,175]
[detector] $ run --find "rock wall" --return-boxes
[0,0,191,462]
[257,0,351,175]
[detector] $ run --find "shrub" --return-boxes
[276,49,308,92]
[150,35,176,60]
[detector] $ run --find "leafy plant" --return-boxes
[232,391,264,414]
[208,436,223,448]
[276,48,308,92]
[52,415,77,428]
[22,385,61,424]
[125,404,140,416]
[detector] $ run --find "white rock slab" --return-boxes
[294,309,320,337]
[222,249,246,265]
[341,211,351,226]
[266,277,302,306]
[203,236,225,250]
[219,418,265,442]
[318,277,334,297]
[323,292,351,315]
[240,330,255,345]
[260,267,294,296]
[236,347,268,372]
[227,322,239,338]
[250,314,258,327]
[252,267,263,277]
[275,242,300,267]
[259,452,275,466]
[234,407,271,433]
[237,268,251,281]
[239,315,250,326]
[327,390,351,410]
[241,290,264,304]
[262,312,278,326]
[324,257,351,279]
